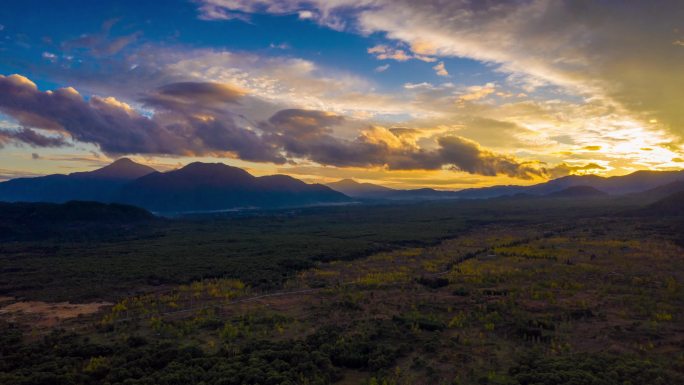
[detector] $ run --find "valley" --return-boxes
[1,195,683,384]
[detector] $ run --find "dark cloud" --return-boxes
[141,82,245,112]
[548,162,606,178]
[263,109,345,139]
[0,75,283,163]
[436,136,543,178]
[262,109,545,178]
[261,109,388,168]
[388,127,421,137]
[0,74,182,154]
[0,75,549,179]
[0,128,68,148]
[182,115,284,163]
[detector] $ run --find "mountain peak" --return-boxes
[329,178,364,188]
[175,162,253,180]
[338,178,358,184]
[327,178,395,197]
[183,161,237,169]
[81,158,157,180]
[111,157,136,166]
[119,163,350,212]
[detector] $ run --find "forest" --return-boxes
[1,196,683,384]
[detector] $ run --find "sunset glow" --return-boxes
[1,0,683,188]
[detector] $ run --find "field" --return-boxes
[1,197,683,384]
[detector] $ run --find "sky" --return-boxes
[0,0,683,189]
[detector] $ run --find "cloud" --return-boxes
[458,83,495,102]
[375,64,390,72]
[453,116,534,149]
[196,0,684,141]
[42,52,57,62]
[261,108,545,178]
[433,61,448,76]
[435,136,543,178]
[0,128,68,148]
[260,109,388,168]
[388,127,421,138]
[0,74,283,163]
[155,49,405,117]
[368,44,436,62]
[140,81,246,113]
[269,42,290,49]
[0,72,571,179]
[263,109,344,138]
[298,10,314,19]
[548,162,606,178]
[197,3,251,21]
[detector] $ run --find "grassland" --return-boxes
[1,197,683,384]
[0,197,631,301]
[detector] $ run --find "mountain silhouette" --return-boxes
[646,190,684,216]
[0,160,350,212]
[326,171,684,201]
[0,158,156,203]
[3,159,683,209]
[326,179,466,200]
[456,170,684,199]
[117,162,350,212]
[627,180,684,204]
[326,179,395,197]
[75,158,157,180]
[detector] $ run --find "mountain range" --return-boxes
[0,159,350,213]
[3,159,684,212]
[326,179,466,200]
[119,162,350,212]
[0,158,156,203]
[326,170,684,201]
[647,190,684,216]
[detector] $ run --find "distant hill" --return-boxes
[3,159,683,208]
[456,170,684,199]
[326,179,395,197]
[0,158,156,203]
[71,158,157,180]
[327,179,463,201]
[382,188,461,201]
[627,180,684,204]
[545,185,608,198]
[0,160,351,213]
[647,190,684,216]
[0,200,154,241]
[328,170,684,201]
[118,162,351,212]
[561,170,684,195]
